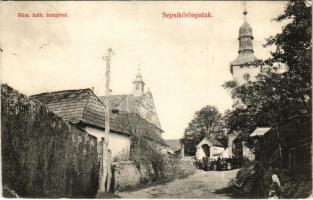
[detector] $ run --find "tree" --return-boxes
[182,105,224,156]
[265,0,311,112]
[223,0,312,142]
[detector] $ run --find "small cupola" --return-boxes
[132,69,145,96]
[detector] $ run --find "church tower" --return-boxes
[132,69,145,96]
[230,5,261,85]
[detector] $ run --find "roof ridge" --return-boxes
[100,94,132,97]
[30,88,91,97]
[89,90,106,108]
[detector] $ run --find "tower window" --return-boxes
[243,73,250,81]
[136,84,139,90]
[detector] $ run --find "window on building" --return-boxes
[243,73,250,81]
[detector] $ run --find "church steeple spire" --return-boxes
[229,2,262,85]
[230,2,258,73]
[238,4,254,54]
[133,68,145,96]
[243,1,247,22]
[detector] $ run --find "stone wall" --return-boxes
[162,156,196,179]
[112,156,196,192]
[1,84,100,198]
[112,161,142,191]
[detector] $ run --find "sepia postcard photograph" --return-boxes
[0,0,312,198]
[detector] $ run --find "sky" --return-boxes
[0,1,287,140]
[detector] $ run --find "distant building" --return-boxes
[230,7,261,85]
[196,137,227,160]
[165,139,183,155]
[100,69,161,129]
[195,133,247,160]
[99,69,168,153]
[227,132,242,158]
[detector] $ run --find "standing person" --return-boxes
[268,174,281,199]
[202,157,209,171]
[213,159,217,171]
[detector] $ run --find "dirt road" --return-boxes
[117,169,239,198]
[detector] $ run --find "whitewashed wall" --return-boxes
[108,133,131,158]
[85,127,131,158]
[232,65,261,85]
[196,147,206,160]
[209,146,225,159]
[196,143,226,160]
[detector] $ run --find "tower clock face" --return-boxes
[141,95,154,111]
[135,94,160,127]
[145,111,153,121]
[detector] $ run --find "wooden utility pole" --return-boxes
[181,142,185,158]
[99,48,114,193]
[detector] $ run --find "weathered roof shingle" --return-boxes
[31,89,167,146]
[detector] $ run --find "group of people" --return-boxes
[193,156,242,171]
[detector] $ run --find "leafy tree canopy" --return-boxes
[182,105,225,156]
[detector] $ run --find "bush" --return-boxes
[1,84,99,198]
[223,162,312,199]
[281,175,312,198]
[129,135,165,181]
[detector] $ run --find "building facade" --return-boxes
[100,70,169,152]
[31,88,132,159]
[196,137,226,160]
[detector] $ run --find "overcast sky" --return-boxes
[1,1,287,139]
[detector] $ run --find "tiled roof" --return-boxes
[112,112,167,146]
[208,137,225,147]
[165,139,181,151]
[216,138,228,148]
[197,136,225,148]
[30,89,128,134]
[31,89,94,123]
[99,92,161,128]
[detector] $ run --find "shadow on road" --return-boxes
[214,186,252,199]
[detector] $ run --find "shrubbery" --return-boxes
[129,135,166,182]
[222,160,312,198]
[1,84,99,198]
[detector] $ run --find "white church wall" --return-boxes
[232,65,261,85]
[195,145,225,160]
[196,147,206,160]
